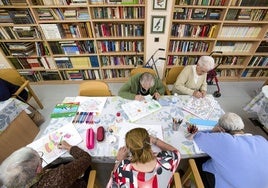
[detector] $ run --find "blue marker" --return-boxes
[79,112,87,123]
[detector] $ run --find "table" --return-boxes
[43,95,224,162]
[244,85,268,129]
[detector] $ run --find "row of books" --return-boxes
[169,40,210,53]
[8,9,35,24]
[35,8,89,21]
[97,40,143,53]
[241,69,268,77]
[92,6,145,19]
[31,0,142,5]
[218,69,238,77]
[173,8,221,20]
[54,56,99,68]
[60,70,100,80]
[175,0,226,6]
[248,56,268,67]
[94,23,144,37]
[256,41,268,52]
[218,26,261,38]
[226,9,268,21]
[167,55,199,66]
[48,40,95,55]
[0,0,27,5]
[102,69,131,79]
[214,42,252,52]
[9,57,56,70]
[231,0,268,6]
[0,26,41,40]
[100,55,143,66]
[171,24,217,38]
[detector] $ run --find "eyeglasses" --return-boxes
[38,151,48,166]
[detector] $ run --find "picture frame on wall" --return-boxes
[151,16,166,33]
[153,0,167,10]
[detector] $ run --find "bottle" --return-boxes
[172,93,178,104]
[116,112,123,123]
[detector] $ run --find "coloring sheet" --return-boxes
[117,122,163,153]
[75,96,107,113]
[182,96,218,119]
[122,98,162,122]
[27,123,82,167]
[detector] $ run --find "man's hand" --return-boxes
[193,91,203,98]
[135,94,145,101]
[58,140,72,151]
[153,92,161,100]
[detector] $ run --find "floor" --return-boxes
[29,80,267,187]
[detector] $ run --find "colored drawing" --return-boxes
[75,96,107,113]
[27,123,82,167]
[122,98,162,122]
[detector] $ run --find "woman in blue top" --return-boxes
[193,112,268,188]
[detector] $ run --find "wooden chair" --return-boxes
[163,66,184,95]
[181,159,204,188]
[130,67,157,76]
[0,68,43,109]
[87,170,97,188]
[172,172,182,188]
[79,80,112,96]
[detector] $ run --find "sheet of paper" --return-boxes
[122,98,162,122]
[117,122,163,153]
[75,96,107,113]
[27,123,82,167]
[182,96,219,120]
[189,118,217,131]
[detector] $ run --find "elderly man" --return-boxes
[192,112,268,188]
[172,56,215,98]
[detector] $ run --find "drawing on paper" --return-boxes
[75,96,107,113]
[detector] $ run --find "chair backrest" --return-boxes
[87,170,97,188]
[130,67,157,77]
[79,80,112,96]
[181,159,204,188]
[163,66,184,95]
[173,172,182,188]
[0,68,25,86]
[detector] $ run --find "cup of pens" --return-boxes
[172,118,183,131]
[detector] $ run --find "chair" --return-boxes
[79,80,112,96]
[130,67,157,77]
[181,159,204,188]
[0,68,43,109]
[163,66,184,95]
[87,170,97,188]
[172,172,182,188]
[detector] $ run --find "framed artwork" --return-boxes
[151,16,166,33]
[153,0,167,10]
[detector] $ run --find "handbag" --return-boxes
[14,95,45,127]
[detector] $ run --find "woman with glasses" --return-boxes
[0,140,92,188]
[172,56,215,98]
[118,72,165,101]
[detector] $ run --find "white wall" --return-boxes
[0,51,11,68]
[146,0,172,79]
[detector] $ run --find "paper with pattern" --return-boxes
[75,96,107,113]
[182,96,218,120]
[27,123,82,167]
[122,98,162,122]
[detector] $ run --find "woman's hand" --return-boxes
[153,92,161,100]
[116,146,128,161]
[58,140,72,151]
[212,125,225,133]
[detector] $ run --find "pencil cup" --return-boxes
[172,118,181,131]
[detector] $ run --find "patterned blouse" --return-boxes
[112,150,180,188]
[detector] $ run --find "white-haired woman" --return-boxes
[172,56,215,98]
[0,140,92,188]
[192,112,268,188]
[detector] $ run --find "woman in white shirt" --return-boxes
[172,56,215,98]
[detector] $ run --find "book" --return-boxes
[27,123,82,167]
[50,102,80,118]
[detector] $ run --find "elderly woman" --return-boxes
[118,72,165,101]
[192,112,268,188]
[109,127,180,187]
[0,141,92,188]
[172,56,215,98]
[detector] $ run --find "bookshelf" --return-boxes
[166,0,268,81]
[0,0,146,83]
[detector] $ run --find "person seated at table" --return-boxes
[0,78,28,102]
[172,56,215,98]
[118,72,165,101]
[0,140,92,188]
[108,127,180,187]
[191,112,268,188]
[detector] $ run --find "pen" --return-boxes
[80,112,88,123]
[59,136,63,144]
[72,112,80,124]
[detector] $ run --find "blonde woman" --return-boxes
[109,127,180,187]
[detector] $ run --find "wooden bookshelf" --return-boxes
[0,0,146,83]
[165,0,268,81]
